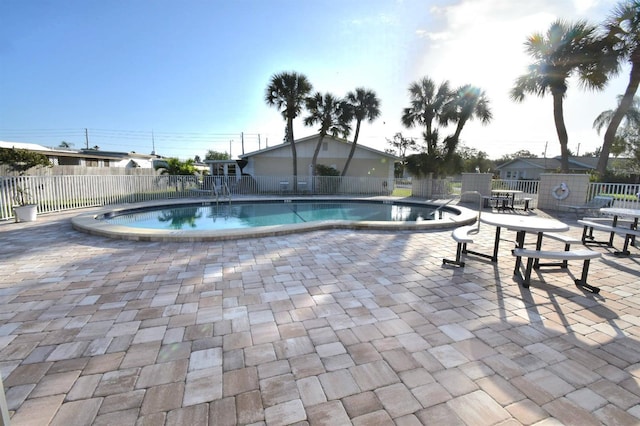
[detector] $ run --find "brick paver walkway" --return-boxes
[1,207,639,425]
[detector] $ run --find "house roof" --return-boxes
[496,156,599,170]
[239,134,400,161]
[0,141,55,151]
[1,141,161,161]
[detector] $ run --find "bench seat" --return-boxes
[582,217,634,226]
[577,220,640,235]
[537,232,583,268]
[577,220,640,255]
[512,248,602,293]
[443,225,478,267]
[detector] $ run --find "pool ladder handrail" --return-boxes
[432,191,482,230]
[213,182,232,206]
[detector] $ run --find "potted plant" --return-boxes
[0,147,51,222]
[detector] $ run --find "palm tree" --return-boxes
[264,72,313,180]
[596,1,640,176]
[303,92,351,176]
[510,20,610,172]
[341,88,381,176]
[594,95,640,156]
[402,77,454,158]
[443,85,492,161]
[155,158,197,192]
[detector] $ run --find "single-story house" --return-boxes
[0,141,163,172]
[237,134,400,179]
[496,156,599,180]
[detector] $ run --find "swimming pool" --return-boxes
[103,201,450,230]
[71,198,477,241]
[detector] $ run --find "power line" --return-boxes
[0,128,272,159]
[0,128,266,144]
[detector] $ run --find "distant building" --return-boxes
[496,156,599,180]
[0,141,163,173]
[238,134,399,179]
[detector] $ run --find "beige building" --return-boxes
[496,156,598,180]
[239,134,399,179]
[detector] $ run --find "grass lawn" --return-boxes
[391,188,412,197]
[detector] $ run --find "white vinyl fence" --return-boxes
[13,174,640,222]
[587,182,640,209]
[1,174,403,221]
[492,179,540,209]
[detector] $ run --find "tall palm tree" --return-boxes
[443,85,493,161]
[596,0,640,176]
[402,78,454,157]
[510,20,610,172]
[341,88,381,176]
[303,92,351,176]
[594,95,640,156]
[264,72,313,179]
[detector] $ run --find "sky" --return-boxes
[0,0,630,162]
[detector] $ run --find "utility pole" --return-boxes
[229,140,233,158]
[241,132,245,155]
[85,128,89,149]
[258,134,261,150]
[576,143,580,156]
[151,130,156,155]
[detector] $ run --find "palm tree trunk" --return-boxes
[287,119,298,183]
[553,93,570,173]
[597,61,640,176]
[311,134,325,175]
[341,121,361,177]
[444,119,466,161]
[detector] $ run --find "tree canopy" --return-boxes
[341,88,381,176]
[0,147,52,175]
[154,158,197,175]
[401,77,492,176]
[596,0,640,175]
[205,150,230,161]
[511,20,611,173]
[304,92,351,174]
[265,71,313,179]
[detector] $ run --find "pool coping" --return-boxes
[70,196,478,242]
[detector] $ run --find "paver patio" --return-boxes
[0,204,639,425]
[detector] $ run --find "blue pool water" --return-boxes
[103,201,449,231]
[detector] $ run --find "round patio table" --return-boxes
[479,213,569,276]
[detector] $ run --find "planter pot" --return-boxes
[13,204,38,222]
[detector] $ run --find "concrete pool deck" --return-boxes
[1,203,639,425]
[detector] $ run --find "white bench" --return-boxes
[513,248,602,293]
[577,220,640,255]
[580,217,635,246]
[443,225,477,267]
[582,216,634,226]
[538,232,583,268]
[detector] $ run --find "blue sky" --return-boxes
[0,0,628,161]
